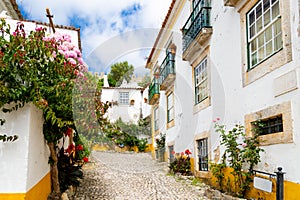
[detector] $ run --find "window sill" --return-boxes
[194,170,211,178]
[167,120,175,129]
[193,97,211,114]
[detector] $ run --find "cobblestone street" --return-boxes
[73,151,246,200]
[74,151,210,200]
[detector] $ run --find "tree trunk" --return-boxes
[48,141,61,198]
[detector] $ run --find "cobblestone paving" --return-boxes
[74,151,210,200]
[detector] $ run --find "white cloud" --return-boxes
[16,0,172,73]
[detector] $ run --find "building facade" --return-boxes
[146,0,300,199]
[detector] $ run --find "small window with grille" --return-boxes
[197,138,208,171]
[253,115,283,135]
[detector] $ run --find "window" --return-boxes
[168,145,175,163]
[194,58,208,104]
[197,138,208,171]
[119,92,129,105]
[253,115,283,135]
[154,107,159,131]
[167,93,174,122]
[247,0,282,69]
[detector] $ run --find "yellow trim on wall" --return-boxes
[26,172,51,200]
[0,194,25,200]
[209,166,300,199]
[0,172,51,200]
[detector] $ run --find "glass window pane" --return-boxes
[273,18,281,35]
[274,34,282,51]
[250,25,256,38]
[256,17,263,32]
[257,33,264,47]
[263,0,270,11]
[272,2,279,19]
[249,11,255,25]
[258,47,265,62]
[256,3,262,18]
[251,40,257,52]
[266,41,273,56]
[251,52,258,66]
[265,26,272,42]
[264,10,271,26]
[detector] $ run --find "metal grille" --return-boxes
[197,138,208,171]
[260,115,283,135]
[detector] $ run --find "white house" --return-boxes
[146,0,300,199]
[101,75,151,125]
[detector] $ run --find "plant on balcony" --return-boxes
[212,119,264,197]
[169,149,192,176]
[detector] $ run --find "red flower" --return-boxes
[65,128,72,137]
[171,150,175,155]
[76,144,84,151]
[66,143,75,154]
[83,157,89,162]
[185,149,192,155]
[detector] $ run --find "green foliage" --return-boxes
[137,75,151,88]
[136,138,148,152]
[169,150,192,176]
[155,133,165,149]
[209,154,226,192]
[213,121,264,197]
[108,61,134,87]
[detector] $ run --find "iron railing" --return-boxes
[160,52,175,84]
[182,0,212,52]
[148,78,160,102]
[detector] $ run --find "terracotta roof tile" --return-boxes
[9,0,23,19]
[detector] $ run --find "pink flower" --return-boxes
[241,143,247,147]
[68,58,76,65]
[171,150,175,155]
[180,152,184,156]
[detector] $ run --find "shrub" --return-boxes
[169,149,192,176]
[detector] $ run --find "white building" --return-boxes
[146,0,300,199]
[101,76,151,124]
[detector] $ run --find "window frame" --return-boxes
[246,0,282,70]
[154,107,159,131]
[194,57,208,105]
[197,138,209,171]
[167,92,174,123]
[240,0,292,86]
[119,92,129,105]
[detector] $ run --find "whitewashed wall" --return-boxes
[0,104,49,193]
[153,0,300,183]
[102,87,150,124]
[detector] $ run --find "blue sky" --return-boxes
[16,0,172,74]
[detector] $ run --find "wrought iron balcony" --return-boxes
[148,78,160,105]
[160,52,175,90]
[182,0,212,60]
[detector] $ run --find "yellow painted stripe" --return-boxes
[26,172,51,200]
[0,194,25,200]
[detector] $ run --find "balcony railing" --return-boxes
[148,78,160,105]
[160,52,175,90]
[182,0,212,52]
